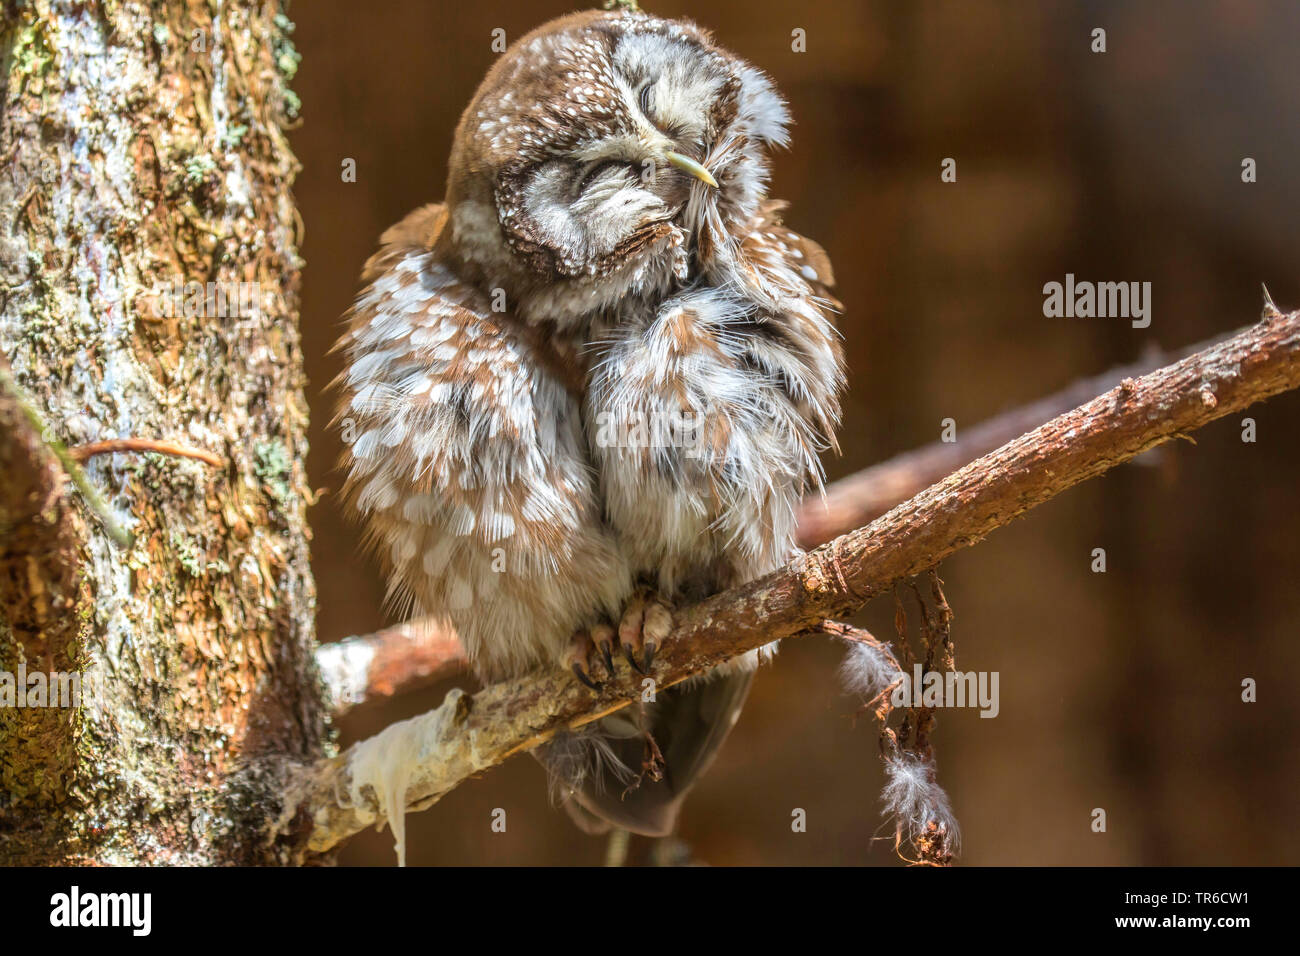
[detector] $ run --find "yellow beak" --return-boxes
[664,150,719,188]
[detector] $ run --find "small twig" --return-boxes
[68,437,223,468]
[825,618,957,864]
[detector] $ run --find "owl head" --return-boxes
[442,9,790,324]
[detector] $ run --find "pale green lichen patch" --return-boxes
[5,16,56,94]
[171,529,204,577]
[254,438,293,514]
[183,152,218,189]
[271,12,302,120]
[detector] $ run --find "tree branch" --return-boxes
[314,331,1227,714]
[316,619,466,716]
[287,303,1300,858]
[793,334,1223,548]
[1,359,99,662]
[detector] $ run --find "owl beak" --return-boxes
[664,150,718,188]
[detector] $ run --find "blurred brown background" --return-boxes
[290,0,1300,865]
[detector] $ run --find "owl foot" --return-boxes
[566,595,673,691]
[566,630,605,692]
[618,591,674,675]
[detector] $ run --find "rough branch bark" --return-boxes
[285,304,1300,858]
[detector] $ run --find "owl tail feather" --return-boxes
[537,667,755,838]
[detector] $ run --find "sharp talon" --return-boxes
[622,643,646,675]
[642,641,656,672]
[590,623,616,677]
[572,662,603,692]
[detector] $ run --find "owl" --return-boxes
[335,8,844,837]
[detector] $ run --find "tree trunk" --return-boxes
[0,0,324,864]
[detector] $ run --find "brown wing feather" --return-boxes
[331,205,631,678]
[361,203,447,282]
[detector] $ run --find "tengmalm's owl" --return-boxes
[336,9,844,836]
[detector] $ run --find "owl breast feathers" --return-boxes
[334,9,845,835]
